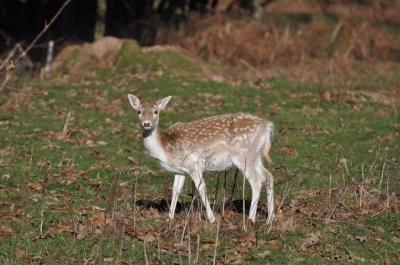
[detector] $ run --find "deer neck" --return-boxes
[142,127,165,159]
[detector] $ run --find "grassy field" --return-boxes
[1,51,400,264]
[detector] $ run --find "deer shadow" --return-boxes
[135,197,268,216]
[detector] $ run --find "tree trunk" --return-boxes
[94,0,107,41]
[251,0,262,20]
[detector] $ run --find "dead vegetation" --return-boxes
[166,10,400,83]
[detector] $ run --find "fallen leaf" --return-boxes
[370,226,385,233]
[26,182,43,191]
[225,255,245,264]
[131,73,147,82]
[301,232,319,247]
[270,241,281,250]
[111,98,123,105]
[237,232,257,243]
[138,233,157,242]
[393,253,400,260]
[201,238,217,244]
[320,91,343,103]
[349,204,358,211]
[326,141,336,147]
[355,236,367,242]
[97,141,107,146]
[254,250,270,258]
[201,93,214,98]
[0,225,13,238]
[307,153,317,159]
[376,109,391,115]
[279,127,292,133]
[15,247,25,258]
[31,256,44,262]
[391,236,400,243]
[88,212,111,227]
[345,249,364,261]
[280,146,298,156]
[200,244,210,252]
[373,132,398,142]
[236,245,249,253]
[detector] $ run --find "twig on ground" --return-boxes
[195,234,200,265]
[133,168,139,227]
[29,141,34,165]
[144,240,149,265]
[180,192,197,245]
[1,84,46,95]
[299,217,381,234]
[212,219,221,265]
[188,225,191,265]
[213,172,221,213]
[329,174,332,207]
[342,158,374,201]
[242,168,246,232]
[330,18,343,44]
[63,101,73,135]
[277,182,293,214]
[222,171,227,219]
[360,162,365,208]
[157,234,161,262]
[371,207,388,218]
[378,162,386,197]
[40,169,53,235]
[267,181,293,234]
[386,165,390,209]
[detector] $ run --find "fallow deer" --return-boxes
[127,94,275,224]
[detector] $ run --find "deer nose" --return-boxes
[143,121,152,127]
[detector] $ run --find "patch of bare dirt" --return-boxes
[82,36,123,67]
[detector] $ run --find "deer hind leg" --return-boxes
[189,167,215,223]
[244,169,263,222]
[169,174,186,220]
[233,157,263,222]
[256,159,275,224]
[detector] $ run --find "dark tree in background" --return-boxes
[0,0,97,61]
[94,0,107,41]
[0,0,268,57]
[0,0,210,61]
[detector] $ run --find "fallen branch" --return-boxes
[0,84,46,95]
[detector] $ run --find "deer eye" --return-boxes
[154,110,158,114]
[137,110,142,115]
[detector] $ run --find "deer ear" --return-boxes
[128,94,140,110]
[156,96,172,111]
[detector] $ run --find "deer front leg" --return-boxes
[169,174,186,220]
[191,170,215,223]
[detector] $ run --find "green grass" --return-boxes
[1,62,400,264]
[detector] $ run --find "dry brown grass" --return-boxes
[161,6,400,84]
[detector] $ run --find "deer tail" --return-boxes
[263,121,274,164]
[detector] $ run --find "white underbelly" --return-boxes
[199,153,234,172]
[155,153,233,174]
